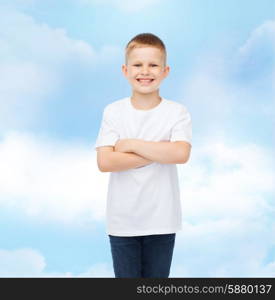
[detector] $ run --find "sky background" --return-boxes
[0,0,274,277]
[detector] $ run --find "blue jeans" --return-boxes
[108,233,176,278]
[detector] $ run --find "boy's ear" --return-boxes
[163,65,170,78]
[122,64,128,76]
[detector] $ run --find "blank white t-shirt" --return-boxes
[94,97,192,236]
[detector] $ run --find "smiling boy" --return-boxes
[94,33,192,278]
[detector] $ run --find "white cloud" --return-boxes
[181,66,234,132]
[239,20,275,55]
[0,9,95,65]
[236,20,275,87]
[0,62,54,97]
[0,15,274,277]
[0,8,94,133]
[0,248,46,277]
[237,20,275,120]
[168,136,275,277]
[0,61,59,132]
[172,20,275,277]
[0,7,121,133]
[180,139,274,221]
[0,130,108,226]
[0,247,113,277]
[79,0,164,13]
[0,129,274,233]
[77,263,114,277]
[182,20,275,131]
[0,0,37,7]
[171,218,275,277]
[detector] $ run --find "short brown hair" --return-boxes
[125,33,167,66]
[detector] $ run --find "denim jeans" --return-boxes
[108,233,176,278]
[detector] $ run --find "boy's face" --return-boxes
[122,46,170,95]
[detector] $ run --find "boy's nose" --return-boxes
[141,68,149,74]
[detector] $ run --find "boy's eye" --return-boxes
[133,64,158,67]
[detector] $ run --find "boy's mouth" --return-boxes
[136,78,155,85]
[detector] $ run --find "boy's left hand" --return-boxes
[115,139,137,153]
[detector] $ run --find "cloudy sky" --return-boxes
[0,0,274,277]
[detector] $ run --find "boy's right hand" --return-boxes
[114,139,132,153]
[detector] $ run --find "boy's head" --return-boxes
[122,33,170,96]
[125,33,167,66]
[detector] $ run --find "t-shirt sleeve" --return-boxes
[170,106,192,145]
[94,106,120,150]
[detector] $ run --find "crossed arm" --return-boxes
[98,138,191,172]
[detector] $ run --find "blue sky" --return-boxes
[0,0,274,277]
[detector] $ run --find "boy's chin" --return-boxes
[132,85,158,92]
[132,89,158,95]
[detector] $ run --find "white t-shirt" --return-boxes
[94,97,192,237]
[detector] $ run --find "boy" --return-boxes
[94,33,192,278]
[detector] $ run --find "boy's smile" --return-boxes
[122,47,170,96]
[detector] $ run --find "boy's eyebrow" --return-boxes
[131,61,159,64]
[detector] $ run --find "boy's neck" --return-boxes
[130,92,162,110]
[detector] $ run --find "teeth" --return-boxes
[137,79,153,85]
